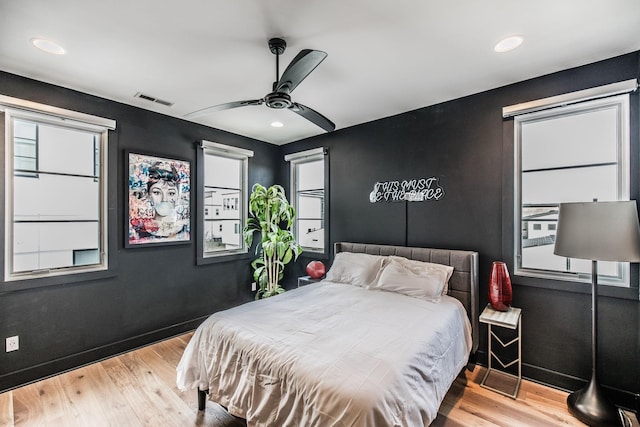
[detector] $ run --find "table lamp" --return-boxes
[554,200,640,427]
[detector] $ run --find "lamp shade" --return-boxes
[554,201,640,262]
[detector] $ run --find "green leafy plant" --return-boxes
[243,183,302,299]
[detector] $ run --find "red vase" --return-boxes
[488,261,512,311]
[306,261,326,279]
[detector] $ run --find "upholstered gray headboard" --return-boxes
[334,242,479,354]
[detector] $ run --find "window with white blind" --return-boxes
[2,96,114,283]
[201,141,253,258]
[513,93,630,286]
[285,148,328,254]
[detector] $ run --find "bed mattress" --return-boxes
[177,281,472,427]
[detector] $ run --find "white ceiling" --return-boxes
[2,1,640,145]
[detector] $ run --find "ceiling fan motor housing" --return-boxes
[268,38,286,55]
[265,92,292,109]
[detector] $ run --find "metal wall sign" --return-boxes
[369,177,445,203]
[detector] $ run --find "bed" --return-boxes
[177,242,479,426]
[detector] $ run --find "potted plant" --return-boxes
[243,183,302,299]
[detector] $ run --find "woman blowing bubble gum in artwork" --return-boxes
[128,155,190,245]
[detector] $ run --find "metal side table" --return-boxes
[479,304,522,399]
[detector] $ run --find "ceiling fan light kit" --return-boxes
[185,38,335,133]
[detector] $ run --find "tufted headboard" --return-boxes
[334,242,479,354]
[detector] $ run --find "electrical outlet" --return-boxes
[251,282,257,292]
[6,336,19,352]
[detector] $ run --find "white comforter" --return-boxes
[177,281,472,427]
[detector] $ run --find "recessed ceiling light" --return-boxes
[271,121,284,128]
[494,36,523,53]
[31,38,66,55]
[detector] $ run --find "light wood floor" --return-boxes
[1,333,637,427]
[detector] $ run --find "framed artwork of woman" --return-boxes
[127,152,191,247]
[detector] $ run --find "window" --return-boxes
[2,95,115,282]
[285,148,328,254]
[513,93,630,286]
[201,141,253,258]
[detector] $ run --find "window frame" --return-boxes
[514,94,631,286]
[196,140,253,264]
[502,80,639,300]
[285,147,329,257]
[0,95,117,290]
[13,119,39,178]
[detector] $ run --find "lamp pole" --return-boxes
[566,260,620,427]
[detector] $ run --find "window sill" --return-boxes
[197,250,252,265]
[298,251,330,261]
[0,268,117,294]
[513,274,639,300]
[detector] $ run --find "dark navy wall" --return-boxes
[1,51,639,410]
[0,71,280,391]
[283,51,640,409]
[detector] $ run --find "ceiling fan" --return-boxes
[185,38,335,132]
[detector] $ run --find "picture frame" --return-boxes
[126,151,191,247]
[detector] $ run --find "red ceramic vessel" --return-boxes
[488,261,512,311]
[306,261,326,279]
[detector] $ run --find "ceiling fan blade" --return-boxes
[290,103,335,132]
[275,49,327,94]
[184,99,263,119]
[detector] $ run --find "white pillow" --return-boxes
[371,256,453,301]
[388,256,454,294]
[325,252,386,287]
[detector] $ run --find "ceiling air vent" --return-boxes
[134,92,174,107]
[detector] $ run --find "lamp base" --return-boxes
[567,376,621,427]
